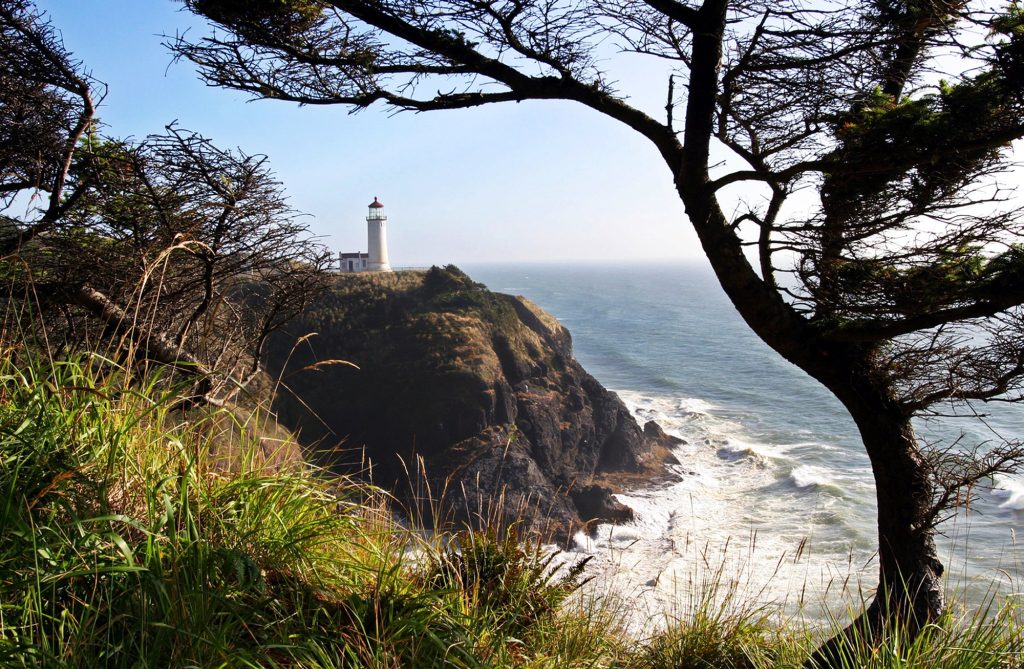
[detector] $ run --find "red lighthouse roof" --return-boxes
[368,197,384,208]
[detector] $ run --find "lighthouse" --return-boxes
[366,197,392,272]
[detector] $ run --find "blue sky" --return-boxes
[33,1,702,266]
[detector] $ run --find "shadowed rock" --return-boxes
[264,265,677,540]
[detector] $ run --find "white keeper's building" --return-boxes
[340,197,392,273]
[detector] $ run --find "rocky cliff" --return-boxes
[263,266,677,539]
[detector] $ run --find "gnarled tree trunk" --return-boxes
[807,367,944,667]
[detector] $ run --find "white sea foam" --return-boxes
[586,387,1019,624]
[790,465,832,489]
[717,437,778,463]
[992,474,1024,510]
[564,388,883,629]
[678,397,715,415]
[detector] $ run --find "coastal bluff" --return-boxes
[264,266,677,538]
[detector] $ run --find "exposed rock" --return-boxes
[571,484,635,526]
[263,265,674,540]
[644,420,685,452]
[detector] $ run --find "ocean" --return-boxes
[463,261,1024,625]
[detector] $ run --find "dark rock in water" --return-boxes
[642,421,684,467]
[644,420,683,446]
[263,265,673,540]
[570,483,635,527]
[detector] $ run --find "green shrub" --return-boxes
[428,526,592,638]
[634,614,775,669]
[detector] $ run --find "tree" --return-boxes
[173,0,1024,660]
[0,0,329,403]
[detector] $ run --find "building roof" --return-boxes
[368,197,384,208]
[340,252,369,258]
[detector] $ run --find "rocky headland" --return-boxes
[263,266,679,539]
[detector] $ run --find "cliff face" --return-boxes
[264,266,675,538]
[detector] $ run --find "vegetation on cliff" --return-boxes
[264,265,670,536]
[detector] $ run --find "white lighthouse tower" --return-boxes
[366,196,392,272]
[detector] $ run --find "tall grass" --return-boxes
[0,348,1021,668]
[0,352,367,666]
[790,598,1024,669]
[0,351,616,668]
[626,549,1024,669]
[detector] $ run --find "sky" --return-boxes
[30,1,704,266]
